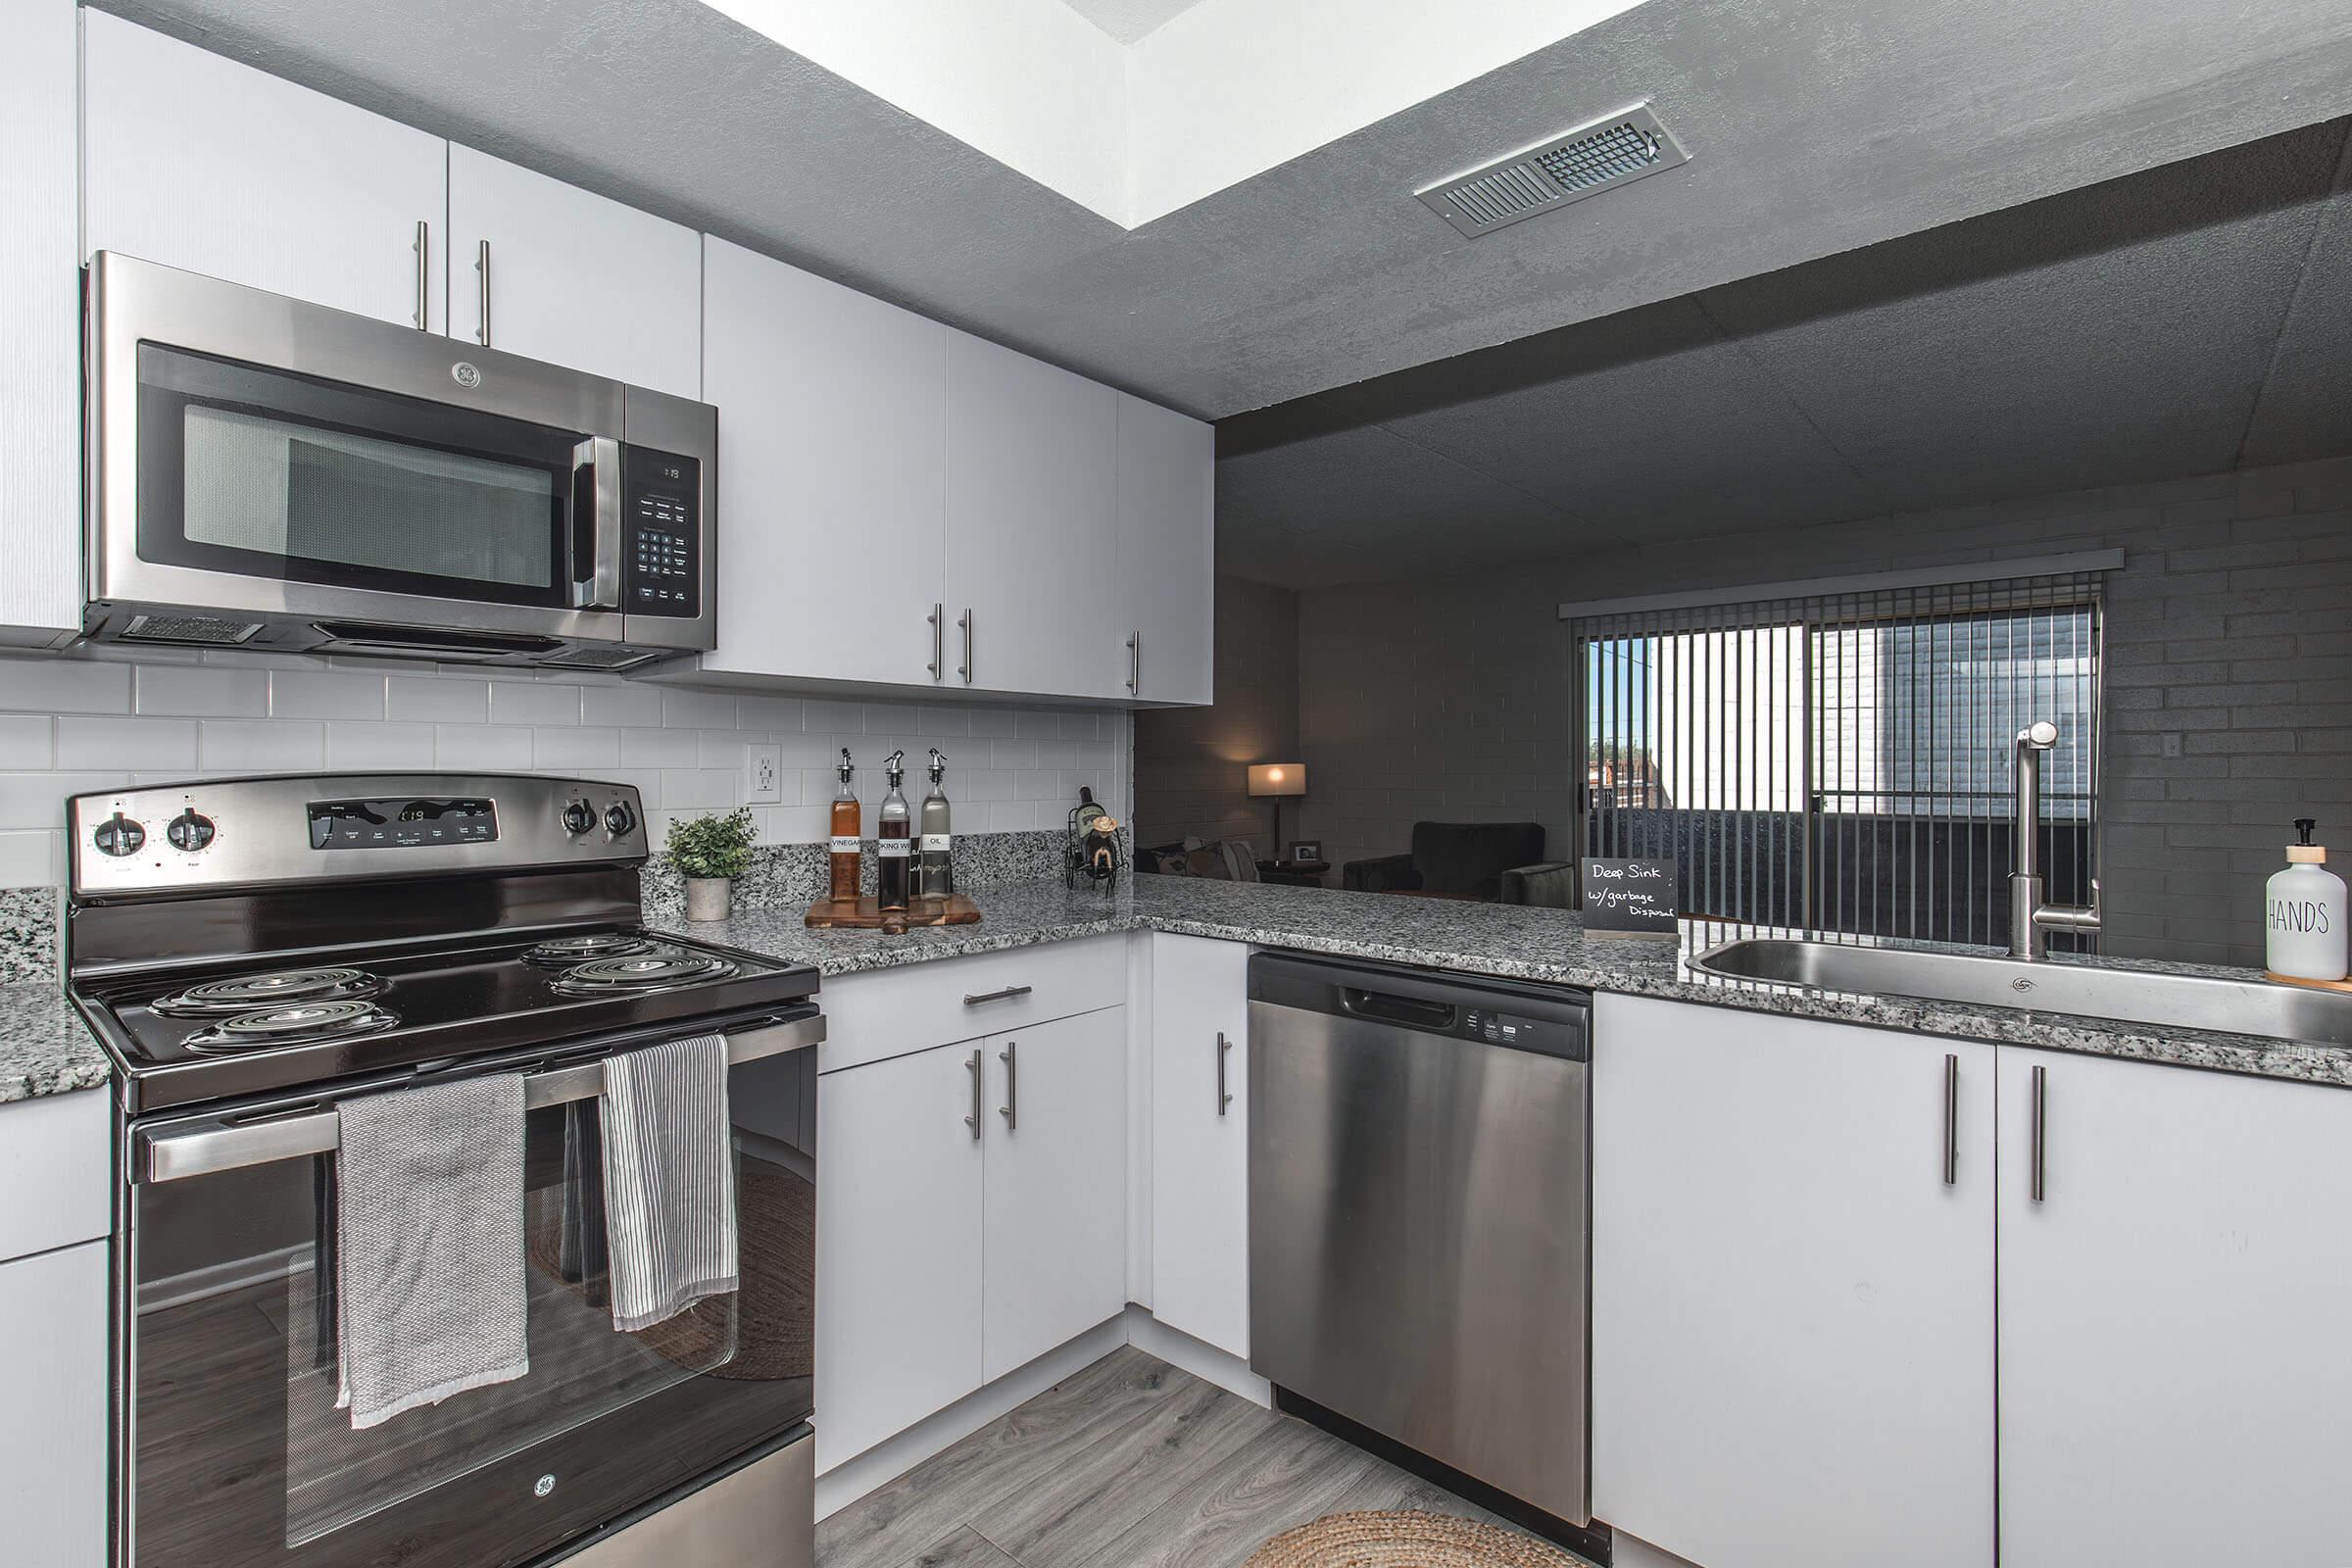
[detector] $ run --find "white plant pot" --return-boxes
[684,876,733,922]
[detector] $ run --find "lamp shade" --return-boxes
[1248,762,1306,798]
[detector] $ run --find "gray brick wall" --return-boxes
[1293,455,2352,967]
[1132,574,1300,855]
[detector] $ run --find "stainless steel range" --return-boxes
[68,773,820,1568]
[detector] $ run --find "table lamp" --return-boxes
[1248,762,1306,860]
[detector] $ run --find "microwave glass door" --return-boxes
[126,1047,814,1568]
[135,343,590,610]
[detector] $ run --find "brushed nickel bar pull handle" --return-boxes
[928,604,944,681]
[1942,1053,1959,1186]
[474,238,492,346]
[1216,1031,1234,1115]
[958,609,973,685]
[414,220,429,330]
[2030,1063,2048,1202]
[999,1040,1017,1130]
[963,984,1031,1006]
[965,1047,983,1142]
[1127,632,1140,696]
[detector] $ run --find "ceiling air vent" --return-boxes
[1416,103,1688,239]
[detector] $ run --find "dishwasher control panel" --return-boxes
[1459,1007,1566,1051]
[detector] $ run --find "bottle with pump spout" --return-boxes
[876,750,913,911]
[829,750,860,903]
[918,749,954,900]
[2267,819,2347,981]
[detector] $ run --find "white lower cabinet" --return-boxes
[1996,1046,2352,1567]
[982,1010,1129,1380]
[1147,933,1250,1357]
[0,1240,108,1565]
[815,1006,1125,1471]
[1592,995,1995,1568]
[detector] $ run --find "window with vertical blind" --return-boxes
[1569,566,2105,948]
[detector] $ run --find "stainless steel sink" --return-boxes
[1688,937,2352,1048]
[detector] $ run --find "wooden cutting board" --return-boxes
[804,893,980,935]
[2266,970,2352,994]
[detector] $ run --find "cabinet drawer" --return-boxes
[0,1090,112,1261]
[819,936,1126,1073]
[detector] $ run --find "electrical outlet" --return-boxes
[746,743,782,804]
[2162,732,2183,759]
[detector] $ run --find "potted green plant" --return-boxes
[666,807,758,921]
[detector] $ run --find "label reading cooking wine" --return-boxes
[921,834,952,852]
[829,835,858,857]
[878,838,911,858]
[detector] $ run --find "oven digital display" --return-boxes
[308,797,498,850]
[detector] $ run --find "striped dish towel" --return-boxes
[599,1033,738,1332]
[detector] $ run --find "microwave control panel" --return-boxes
[623,447,702,617]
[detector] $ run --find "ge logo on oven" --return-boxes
[451,361,483,389]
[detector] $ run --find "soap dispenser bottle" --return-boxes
[918,749,954,900]
[2266,818,2347,982]
[876,750,912,911]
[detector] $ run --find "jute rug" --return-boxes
[1243,1510,1586,1568]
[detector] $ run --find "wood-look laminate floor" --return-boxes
[818,1347,1549,1568]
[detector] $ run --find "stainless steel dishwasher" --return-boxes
[1249,953,1592,1527]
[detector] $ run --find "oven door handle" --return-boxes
[136,1012,824,1184]
[569,435,625,612]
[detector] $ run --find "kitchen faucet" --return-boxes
[2010,720,2100,960]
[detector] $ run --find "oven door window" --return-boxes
[135,343,584,609]
[127,1052,813,1568]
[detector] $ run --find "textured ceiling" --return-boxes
[1215,120,2352,586]
[1058,0,1208,44]
[98,0,2352,419]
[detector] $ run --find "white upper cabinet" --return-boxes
[83,12,448,331]
[1113,395,1214,706]
[1592,996,1996,1568]
[943,334,1123,700]
[446,145,702,397]
[699,237,950,688]
[1996,1047,2352,1568]
[0,0,80,643]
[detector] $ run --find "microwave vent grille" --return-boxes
[539,645,661,670]
[121,613,264,646]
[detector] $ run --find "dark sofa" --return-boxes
[1342,821,1576,905]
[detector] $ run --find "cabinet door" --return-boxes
[983,1009,1127,1381]
[0,1241,108,1565]
[943,334,1121,699]
[447,145,702,397]
[1149,934,1250,1355]
[1591,995,1995,1568]
[699,237,949,687]
[815,1042,985,1471]
[83,12,447,329]
[1113,395,1214,706]
[1997,1048,2352,1567]
[0,0,78,641]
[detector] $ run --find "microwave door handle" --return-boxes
[570,435,624,611]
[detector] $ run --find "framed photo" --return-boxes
[1289,840,1322,864]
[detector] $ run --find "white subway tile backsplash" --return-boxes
[1015,710,1061,739]
[0,772,130,831]
[434,724,533,771]
[387,676,488,724]
[0,829,62,885]
[966,709,1016,739]
[201,720,323,771]
[802,698,863,733]
[324,722,438,769]
[660,767,740,809]
[0,716,55,770]
[737,695,805,731]
[532,727,620,769]
[696,730,751,768]
[0,656,131,714]
[56,716,199,771]
[489,681,582,727]
[271,669,387,720]
[962,768,1014,802]
[135,663,269,717]
[1058,711,1100,740]
[619,727,701,767]
[662,689,737,729]
[582,684,665,728]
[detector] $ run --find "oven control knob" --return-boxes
[165,810,217,853]
[561,799,597,836]
[93,811,146,858]
[603,802,636,837]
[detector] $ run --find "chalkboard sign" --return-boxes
[1582,858,1679,936]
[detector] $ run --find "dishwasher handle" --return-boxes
[1342,987,1457,1029]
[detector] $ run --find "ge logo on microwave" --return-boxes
[451,361,483,389]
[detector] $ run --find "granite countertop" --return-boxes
[660,874,2352,1090]
[0,982,111,1104]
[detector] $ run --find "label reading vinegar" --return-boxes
[828,835,858,857]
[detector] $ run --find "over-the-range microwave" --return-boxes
[83,251,716,670]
